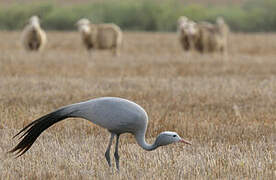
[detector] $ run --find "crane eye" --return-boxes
[173,135,177,137]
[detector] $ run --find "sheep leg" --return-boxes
[188,36,195,52]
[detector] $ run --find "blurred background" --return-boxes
[0,0,275,32]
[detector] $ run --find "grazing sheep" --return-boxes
[76,18,122,56]
[177,16,200,51]
[177,16,189,51]
[177,16,230,54]
[21,16,47,51]
[196,17,229,54]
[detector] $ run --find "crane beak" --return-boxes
[180,139,191,145]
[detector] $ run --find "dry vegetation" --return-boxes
[0,31,275,179]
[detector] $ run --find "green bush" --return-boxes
[0,0,276,32]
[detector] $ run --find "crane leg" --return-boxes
[105,133,115,167]
[114,134,120,171]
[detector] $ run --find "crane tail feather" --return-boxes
[9,106,78,156]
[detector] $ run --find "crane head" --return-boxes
[155,131,191,146]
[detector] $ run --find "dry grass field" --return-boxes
[0,31,275,179]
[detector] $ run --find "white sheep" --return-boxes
[177,16,200,51]
[178,16,230,54]
[196,17,229,54]
[21,16,47,51]
[76,18,123,56]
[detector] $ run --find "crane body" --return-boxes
[10,97,191,170]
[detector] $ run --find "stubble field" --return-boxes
[0,31,275,179]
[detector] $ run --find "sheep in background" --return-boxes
[177,16,190,51]
[177,16,200,51]
[196,17,229,54]
[76,19,94,50]
[76,18,123,56]
[180,21,200,51]
[21,16,47,51]
[177,16,230,54]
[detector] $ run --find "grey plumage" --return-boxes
[10,97,191,170]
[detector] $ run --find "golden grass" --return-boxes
[0,31,275,179]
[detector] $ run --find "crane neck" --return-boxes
[135,132,158,151]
